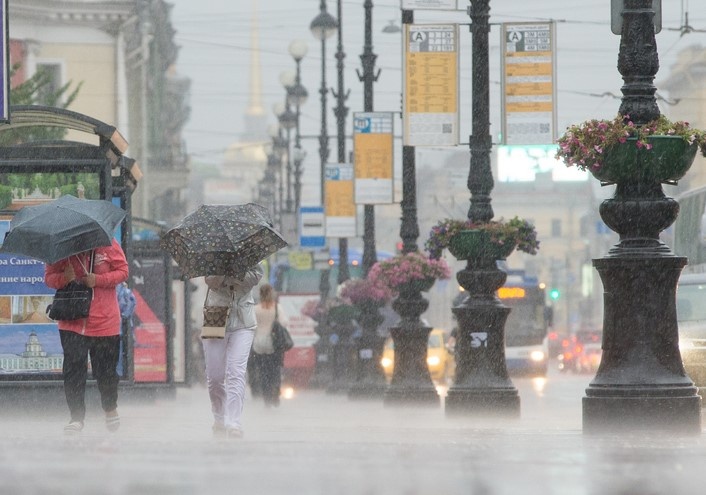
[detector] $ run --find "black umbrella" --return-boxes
[0,195,126,264]
[160,203,287,279]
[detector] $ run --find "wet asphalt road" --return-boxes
[1,367,705,495]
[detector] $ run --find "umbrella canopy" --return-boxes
[160,203,287,279]
[0,195,126,264]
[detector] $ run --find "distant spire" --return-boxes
[246,0,264,118]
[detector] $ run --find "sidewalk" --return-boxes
[1,382,705,495]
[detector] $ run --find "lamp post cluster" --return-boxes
[259,41,309,236]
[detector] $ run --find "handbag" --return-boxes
[201,287,232,339]
[271,304,294,353]
[47,252,94,321]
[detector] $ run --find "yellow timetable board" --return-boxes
[403,24,459,147]
[501,22,557,145]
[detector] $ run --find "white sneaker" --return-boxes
[226,427,243,439]
[64,421,84,435]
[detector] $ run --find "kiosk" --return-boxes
[0,105,182,402]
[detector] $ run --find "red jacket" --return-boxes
[44,239,129,337]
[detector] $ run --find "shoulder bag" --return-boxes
[47,252,94,321]
[201,287,232,339]
[271,304,294,353]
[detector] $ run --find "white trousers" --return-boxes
[202,328,254,430]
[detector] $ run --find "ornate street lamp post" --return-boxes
[310,0,337,205]
[332,0,351,284]
[309,0,338,390]
[358,0,381,276]
[444,0,520,417]
[383,9,439,408]
[287,40,309,215]
[582,0,701,434]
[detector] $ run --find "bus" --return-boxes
[498,271,550,376]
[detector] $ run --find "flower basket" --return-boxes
[425,217,539,260]
[368,252,451,296]
[397,277,436,294]
[555,114,706,184]
[327,303,357,325]
[447,229,517,261]
[591,135,698,184]
[339,278,392,307]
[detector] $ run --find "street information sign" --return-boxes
[324,163,356,238]
[299,206,326,249]
[353,112,394,204]
[0,0,9,122]
[501,22,557,145]
[403,24,459,147]
[401,0,457,9]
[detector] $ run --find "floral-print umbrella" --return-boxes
[160,203,287,279]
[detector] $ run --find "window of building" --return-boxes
[551,219,562,237]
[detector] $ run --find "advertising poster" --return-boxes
[0,218,63,377]
[130,256,168,382]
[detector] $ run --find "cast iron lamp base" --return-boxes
[445,286,520,418]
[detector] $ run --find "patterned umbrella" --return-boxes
[160,203,287,279]
[0,195,126,264]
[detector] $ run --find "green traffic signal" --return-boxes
[549,288,560,300]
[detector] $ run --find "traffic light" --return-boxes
[549,288,560,301]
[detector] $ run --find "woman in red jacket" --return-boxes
[44,238,129,434]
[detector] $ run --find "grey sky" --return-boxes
[169,0,704,182]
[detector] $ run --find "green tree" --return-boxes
[0,62,83,146]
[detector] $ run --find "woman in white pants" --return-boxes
[203,264,263,439]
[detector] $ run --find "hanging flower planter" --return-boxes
[447,229,517,261]
[425,217,539,261]
[556,114,706,186]
[368,252,451,296]
[591,135,698,185]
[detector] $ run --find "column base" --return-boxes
[583,394,702,434]
[383,386,440,407]
[445,388,520,418]
[348,382,387,400]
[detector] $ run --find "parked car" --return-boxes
[676,273,706,390]
[381,328,455,383]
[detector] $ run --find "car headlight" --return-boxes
[530,350,546,362]
[381,357,392,369]
[427,356,441,366]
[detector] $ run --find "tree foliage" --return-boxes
[0,62,83,146]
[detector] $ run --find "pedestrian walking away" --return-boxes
[252,283,284,408]
[44,238,129,435]
[202,264,264,439]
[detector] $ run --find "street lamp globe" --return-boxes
[289,39,308,61]
[267,123,280,139]
[293,146,307,162]
[272,102,285,118]
[382,20,401,34]
[310,7,337,40]
[279,69,296,89]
